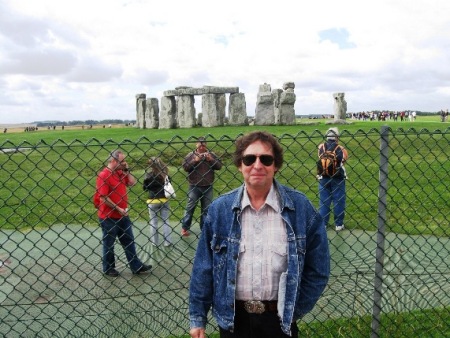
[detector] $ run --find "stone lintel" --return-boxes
[203,86,239,94]
[163,90,181,97]
[164,86,239,97]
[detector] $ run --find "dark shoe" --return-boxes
[104,269,119,277]
[133,264,152,275]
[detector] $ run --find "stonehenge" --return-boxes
[137,86,244,129]
[135,83,299,129]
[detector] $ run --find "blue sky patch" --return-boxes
[319,28,356,49]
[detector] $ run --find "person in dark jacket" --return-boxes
[181,137,222,236]
[143,157,173,246]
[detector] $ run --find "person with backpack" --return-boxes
[317,127,348,231]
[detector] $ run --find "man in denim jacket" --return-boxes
[189,131,330,338]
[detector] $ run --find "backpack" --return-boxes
[317,144,339,177]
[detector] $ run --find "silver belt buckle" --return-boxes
[244,300,265,314]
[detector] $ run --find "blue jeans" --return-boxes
[99,217,143,273]
[147,202,171,245]
[182,185,213,230]
[318,177,346,227]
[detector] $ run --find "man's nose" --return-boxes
[253,158,264,168]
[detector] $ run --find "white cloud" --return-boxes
[1,0,450,123]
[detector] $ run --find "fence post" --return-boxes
[371,126,390,338]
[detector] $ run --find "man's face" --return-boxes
[238,140,277,191]
[196,141,208,153]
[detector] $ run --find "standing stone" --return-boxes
[202,94,226,127]
[272,89,283,124]
[255,83,275,125]
[333,93,347,121]
[135,93,146,128]
[177,95,196,128]
[228,93,248,126]
[145,98,159,129]
[159,96,177,129]
[279,83,296,125]
[283,82,295,91]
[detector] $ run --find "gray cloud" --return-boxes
[135,70,169,86]
[1,0,450,124]
[66,56,122,82]
[1,49,77,75]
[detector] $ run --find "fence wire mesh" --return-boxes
[0,129,449,337]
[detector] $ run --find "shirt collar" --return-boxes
[241,183,280,212]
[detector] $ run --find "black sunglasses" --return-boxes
[242,154,274,166]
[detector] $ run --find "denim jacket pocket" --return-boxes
[211,236,228,271]
[271,244,288,273]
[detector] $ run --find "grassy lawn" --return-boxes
[169,307,450,337]
[1,117,448,236]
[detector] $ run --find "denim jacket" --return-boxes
[189,180,330,335]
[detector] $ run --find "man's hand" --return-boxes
[116,206,129,217]
[189,327,206,338]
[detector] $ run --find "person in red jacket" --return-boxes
[96,149,152,277]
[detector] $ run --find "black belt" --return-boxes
[236,300,278,314]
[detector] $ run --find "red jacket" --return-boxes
[96,167,130,219]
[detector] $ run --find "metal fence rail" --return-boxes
[0,129,449,337]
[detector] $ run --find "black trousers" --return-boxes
[219,306,299,338]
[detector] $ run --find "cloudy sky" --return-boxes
[1,0,450,124]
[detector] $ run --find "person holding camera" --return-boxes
[95,149,152,277]
[181,137,222,236]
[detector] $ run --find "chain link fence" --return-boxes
[0,128,449,337]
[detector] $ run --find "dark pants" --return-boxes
[181,185,213,230]
[219,306,299,338]
[99,216,143,273]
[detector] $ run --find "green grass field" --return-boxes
[1,115,448,145]
[0,117,450,236]
[1,117,449,235]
